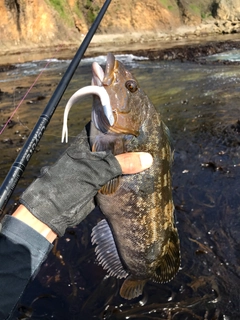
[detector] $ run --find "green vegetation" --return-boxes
[47,0,74,26]
[158,0,170,7]
[190,4,201,14]
[84,0,100,24]
[158,0,178,12]
[189,4,212,20]
[201,11,212,19]
[159,0,213,20]
[87,10,96,24]
[73,2,83,20]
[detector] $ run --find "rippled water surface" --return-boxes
[0,52,240,319]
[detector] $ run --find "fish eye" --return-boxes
[125,80,138,93]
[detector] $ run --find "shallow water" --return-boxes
[0,52,240,319]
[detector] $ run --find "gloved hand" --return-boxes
[20,127,122,237]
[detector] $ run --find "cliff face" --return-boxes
[1,0,76,45]
[1,0,240,49]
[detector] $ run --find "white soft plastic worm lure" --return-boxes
[61,85,114,143]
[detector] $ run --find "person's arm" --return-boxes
[0,143,152,320]
[0,215,53,320]
[13,205,57,242]
[12,151,152,243]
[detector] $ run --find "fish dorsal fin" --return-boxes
[152,228,180,283]
[92,140,120,195]
[120,276,147,300]
[91,219,128,279]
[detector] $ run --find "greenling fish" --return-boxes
[62,53,180,300]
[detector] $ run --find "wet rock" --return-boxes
[201,161,224,172]
[131,40,240,64]
[6,119,17,129]
[26,95,46,104]
[214,120,240,147]
[1,138,13,145]
[0,64,16,72]
[0,89,4,100]
[230,119,240,133]
[36,95,45,101]
[1,119,18,129]
[15,86,26,90]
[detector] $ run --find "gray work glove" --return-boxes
[20,126,122,237]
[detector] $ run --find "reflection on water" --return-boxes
[0,52,240,319]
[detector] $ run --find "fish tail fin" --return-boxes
[120,277,147,300]
[152,227,180,283]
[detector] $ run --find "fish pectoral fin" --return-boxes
[91,219,128,279]
[152,228,180,283]
[120,277,147,300]
[99,177,120,195]
[92,139,122,195]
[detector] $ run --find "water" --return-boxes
[205,49,240,62]
[0,51,240,319]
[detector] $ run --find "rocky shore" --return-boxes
[1,29,240,68]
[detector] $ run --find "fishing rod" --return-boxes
[0,0,112,217]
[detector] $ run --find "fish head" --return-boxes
[92,53,148,136]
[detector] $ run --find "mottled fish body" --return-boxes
[62,53,180,300]
[90,53,180,299]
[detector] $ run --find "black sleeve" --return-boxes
[0,215,53,320]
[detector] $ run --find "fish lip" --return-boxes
[92,53,116,86]
[103,53,116,85]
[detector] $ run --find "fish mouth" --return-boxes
[92,52,116,87]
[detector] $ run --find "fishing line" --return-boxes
[0,60,51,135]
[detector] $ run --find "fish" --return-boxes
[62,53,180,300]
